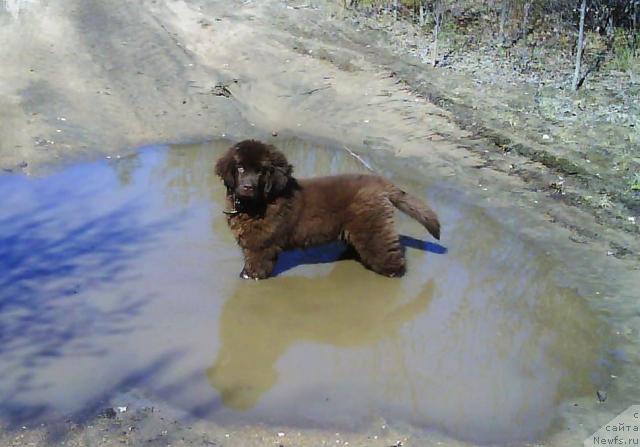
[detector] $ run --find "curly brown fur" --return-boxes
[215,139,440,279]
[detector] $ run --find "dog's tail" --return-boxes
[388,187,440,240]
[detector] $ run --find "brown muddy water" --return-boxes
[0,138,611,445]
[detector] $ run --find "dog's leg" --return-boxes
[345,201,406,277]
[240,248,279,280]
[350,235,406,277]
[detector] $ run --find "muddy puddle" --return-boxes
[0,138,610,444]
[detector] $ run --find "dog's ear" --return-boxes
[215,148,237,191]
[264,146,292,197]
[264,167,289,196]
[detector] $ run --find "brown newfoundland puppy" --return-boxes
[215,140,440,279]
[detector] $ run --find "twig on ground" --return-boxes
[301,85,332,95]
[342,146,375,172]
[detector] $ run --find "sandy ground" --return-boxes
[1,0,640,445]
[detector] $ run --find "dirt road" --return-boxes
[0,0,464,168]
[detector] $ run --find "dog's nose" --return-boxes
[242,185,253,192]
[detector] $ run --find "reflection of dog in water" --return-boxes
[207,265,435,410]
[215,140,440,279]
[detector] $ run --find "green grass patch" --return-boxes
[610,29,640,72]
[631,173,640,191]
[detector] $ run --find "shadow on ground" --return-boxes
[272,234,447,276]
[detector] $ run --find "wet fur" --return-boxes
[215,140,440,279]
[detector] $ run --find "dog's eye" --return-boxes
[237,166,245,174]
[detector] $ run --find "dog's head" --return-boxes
[215,140,293,201]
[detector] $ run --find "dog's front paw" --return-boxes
[240,268,267,280]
